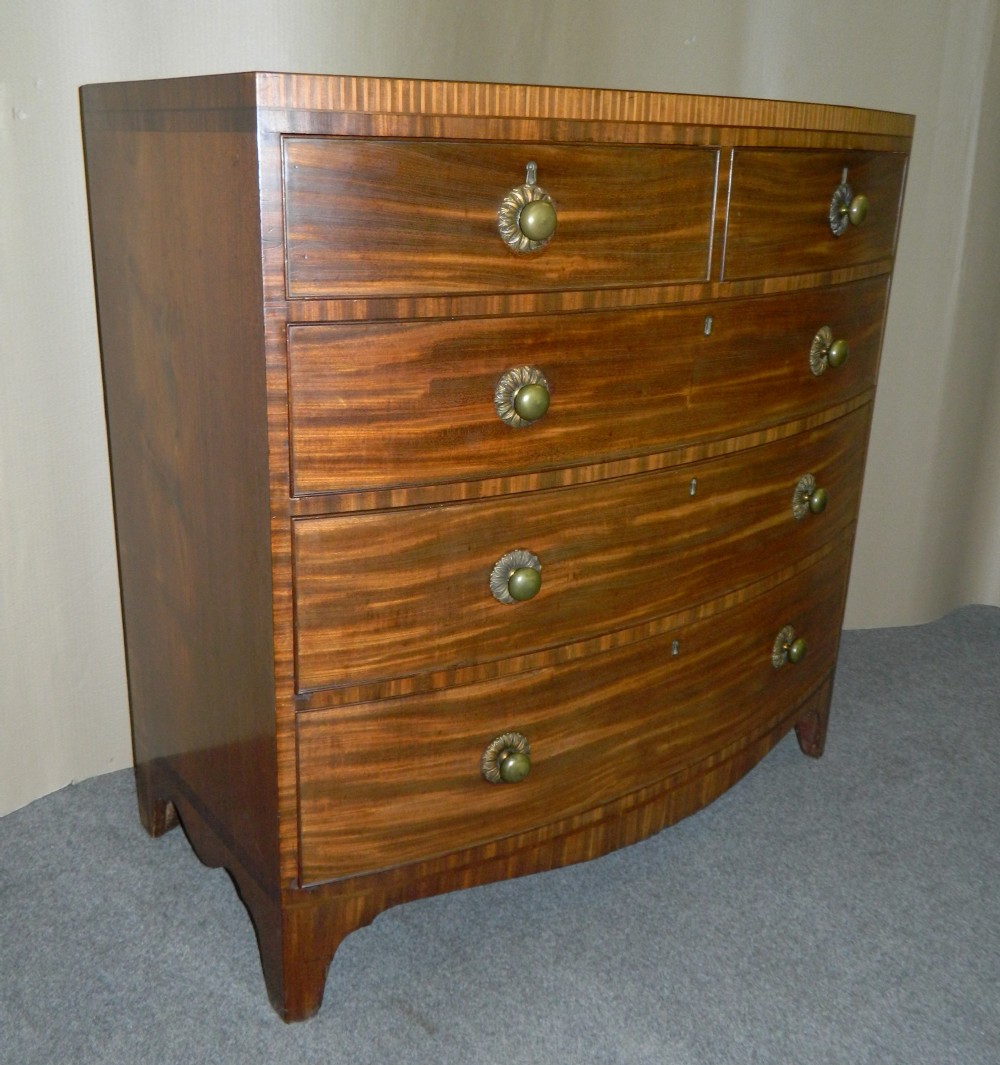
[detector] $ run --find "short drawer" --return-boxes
[295,538,851,883]
[287,277,888,496]
[724,149,907,279]
[282,138,717,298]
[292,405,868,693]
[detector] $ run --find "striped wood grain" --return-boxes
[292,405,868,693]
[287,277,888,496]
[296,539,852,883]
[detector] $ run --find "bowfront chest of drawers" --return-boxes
[81,73,912,1021]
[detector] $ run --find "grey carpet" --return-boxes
[2,605,998,1064]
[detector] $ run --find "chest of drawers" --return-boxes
[81,73,912,1021]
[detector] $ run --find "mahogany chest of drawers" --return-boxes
[81,73,912,1021]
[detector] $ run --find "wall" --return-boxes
[941,0,1000,607]
[2,0,998,814]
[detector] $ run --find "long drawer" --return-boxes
[295,538,852,883]
[282,138,717,298]
[287,277,888,496]
[292,405,869,693]
[724,149,907,279]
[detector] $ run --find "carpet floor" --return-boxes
[2,606,998,1064]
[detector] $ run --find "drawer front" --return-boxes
[724,149,907,279]
[292,405,869,693]
[282,138,717,298]
[288,277,888,495]
[296,539,852,883]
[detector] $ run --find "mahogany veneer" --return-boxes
[81,72,912,1021]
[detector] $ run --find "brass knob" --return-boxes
[513,381,550,422]
[829,169,868,236]
[809,326,850,376]
[792,474,829,520]
[498,161,557,253]
[494,367,551,427]
[482,731,531,784]
[500,749,532,782]
[772,626,807,669]
[827,339,850,367]
[508,566,541,601]
[490,549,542,604]
[518,199,557,243]
[807,487,828,513]
[846,194,869,226]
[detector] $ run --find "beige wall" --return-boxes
[3,0,999,815]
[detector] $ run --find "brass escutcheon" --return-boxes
[481,731,532,784]
[829,167,868,236]
[490,549,542,604]
[498,161,557,253]
[772,625,807,669]
[494,366,551,427]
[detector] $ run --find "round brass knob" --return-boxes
[809,326,850,376]
[829,174,868,236]
[512,381,550,422]
[772,625,807,669]
[808,487,828,513]
[847,193,869,226]
[792,475,828,520]
[499,749,532,783]
[507,566,542,602]
[481,731,531,784]
[498,161,557,253]
[518,199,557,243]
[827,339,850,368]
[490,549,542,604]
[494,367,551,427]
